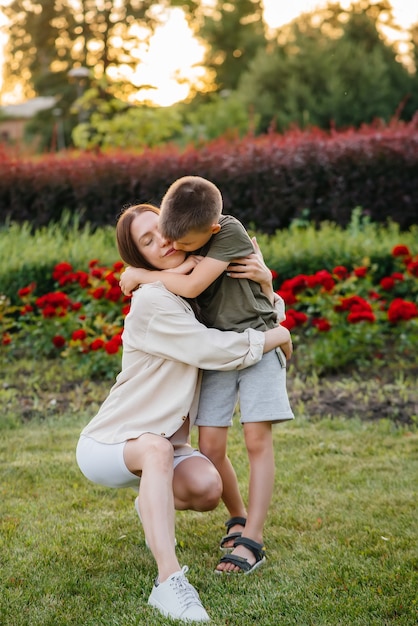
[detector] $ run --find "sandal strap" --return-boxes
[218,553,253,573]
[219,531,243,549]
[233,536,266,561]
[224,516,247,533]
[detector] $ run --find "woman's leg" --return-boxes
[216,421,274,572]
[172,453,222,511]
[124,434,179,582]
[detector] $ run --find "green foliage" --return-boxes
[0,214,118,303]
[72,92,184,150]
[199,0,267,92]
[237,1,418,132]
[179,92,259,144]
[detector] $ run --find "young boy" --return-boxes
[119,176,294,574]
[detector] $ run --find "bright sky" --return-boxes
[0,0,417,106]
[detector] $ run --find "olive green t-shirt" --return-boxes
[196,214,277,332]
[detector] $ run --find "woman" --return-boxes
[76,204,292,623]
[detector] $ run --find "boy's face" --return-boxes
[173,224,221,252]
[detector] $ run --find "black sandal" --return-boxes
[219,516,247,551]
[215,536,266,574]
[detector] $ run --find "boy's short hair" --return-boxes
[160,176,222,241]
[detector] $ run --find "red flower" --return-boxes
[71,302,82,311]
[36,291,72,309]
[347,311,376,323]
[391,272,404,282]
[392,245,410,257]
[105,286,122,302]
[281,309,308,330]
[335,295,372,312]
[88,259,100,268]
[90,267,105,279]
[380,277,395,291]
[314,270,335,291]
[104,339,121,354]
[122,304,131,316]
[406,260,418,277]
[387,299,418,322]
[18,283,36,298]
[277,289,297,305]
[91,287,106,299]
[90,338,105,351]
[113,261,125,272]
[312,317,331,332]
[76,271,90,288]
[52,262,73,281]
[42,305,58,318]
[354,266,368,278]
[52,335,66,348]
[280,275,309,294]
[72,329,87,341]
[20,304,33,315]
[104,271,119,287]
[2,332,12,345]
[333,265,349,280]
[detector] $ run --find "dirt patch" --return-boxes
[1,362,417,426]
[287,371,417,426]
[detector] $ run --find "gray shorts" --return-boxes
[195,348,294,427]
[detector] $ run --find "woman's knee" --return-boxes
[124,434,173,474]
[174,460,222,511]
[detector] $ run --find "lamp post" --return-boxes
[68,66,90,123]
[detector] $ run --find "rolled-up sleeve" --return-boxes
[126,284,265,370]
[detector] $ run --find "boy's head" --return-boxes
[160,176,222,251]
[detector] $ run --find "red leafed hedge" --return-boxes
[0,117,417,233]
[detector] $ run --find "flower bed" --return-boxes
[1,245,417,377]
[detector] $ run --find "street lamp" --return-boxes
[68,66,90,122]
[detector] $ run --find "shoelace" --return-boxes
[170,567,201,609]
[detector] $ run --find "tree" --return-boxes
[235,1,418,131]
[198,0,267,92]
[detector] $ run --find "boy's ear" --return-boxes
[210,223,221,234]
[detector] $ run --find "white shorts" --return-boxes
[76,435,206,489]
[195,348,294,427]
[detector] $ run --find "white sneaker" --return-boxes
[148,566,210,622]
[134,497,177,548]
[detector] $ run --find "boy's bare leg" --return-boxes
[199,425,247,546]
[216,421,274,572]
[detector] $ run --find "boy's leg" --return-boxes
[196,369,247,547]
[199,426,247,546]
[215,421,274,572]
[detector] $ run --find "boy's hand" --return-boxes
[119,266,141,296]
[165,255,204,275]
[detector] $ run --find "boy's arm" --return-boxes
[120,256,228,298]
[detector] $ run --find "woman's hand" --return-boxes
[227,237,275,303]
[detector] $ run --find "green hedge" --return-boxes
[0,118,417,234]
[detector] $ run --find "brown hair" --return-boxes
[116,203,160,269]
[160,176,222,241]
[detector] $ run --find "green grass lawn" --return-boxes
[1,413,417,626]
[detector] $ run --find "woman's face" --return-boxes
[130,211,187,270]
